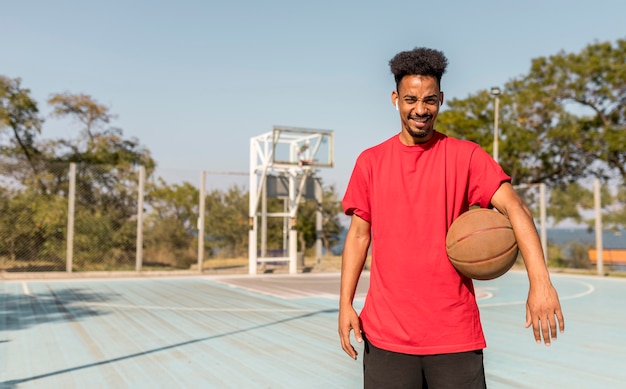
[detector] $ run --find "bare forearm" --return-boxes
[492,184,551,285]
[340,253,368,307]
[340,221,370,307]
[491,183,564,344]
[506,200,551,284]
[338,215,370,359]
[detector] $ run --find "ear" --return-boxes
[439,91,444,106]
[391,90,399,109]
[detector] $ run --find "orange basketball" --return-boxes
[446,208,518,280]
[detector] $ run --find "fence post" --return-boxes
[136,165,145,272]
[315,178,323,269]
[66,163,76,273]
[197,170,206,273]
[594,178,604,275]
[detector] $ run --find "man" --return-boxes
[338,47,564,388]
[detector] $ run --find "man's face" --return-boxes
[392,75,443,145]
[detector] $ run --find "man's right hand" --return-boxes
[339,305,362,360]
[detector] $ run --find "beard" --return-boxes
[407,128,430,138]
[406,114,433,138]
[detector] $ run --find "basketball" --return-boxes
[446,208,519,280]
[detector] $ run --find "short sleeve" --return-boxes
[467,147,511,208]
[342,154,372,223]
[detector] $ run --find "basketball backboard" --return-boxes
[269,126,334,168]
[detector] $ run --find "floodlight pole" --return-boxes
[491,87,501,163]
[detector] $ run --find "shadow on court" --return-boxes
[1,301,338,388]
[0,288,116,332]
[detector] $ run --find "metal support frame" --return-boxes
[249,126,332,275]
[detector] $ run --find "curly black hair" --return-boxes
[389,47,448,90]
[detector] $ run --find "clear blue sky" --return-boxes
[3,0,625,193]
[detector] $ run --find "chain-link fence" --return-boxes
[0,162,142,272]
[0,161,69,272]
[0,163,253,274]
[515,180,626,274]
[70,163,140,271]
[1,162,624,275]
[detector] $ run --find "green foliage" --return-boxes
[0,76,46,190]
[547,240,593,269]
[547,183,593,225]
[205,186,250,258]
[0,77,42,154]
[1,86,157,271]
[144,179,199,268]
[2,38,624,271]
[0,187,66,270]
[438,38,626,227]
[295,183,344,254]
[567,241,594,269]
[437,90,495,147]
[502,39,625,184]
[546,241,567,268]
[48,93,113,141]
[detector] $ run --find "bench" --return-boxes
[588,249,626,266]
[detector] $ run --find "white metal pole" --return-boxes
[315,178,323,269]
[261,179,267,257]
[249,138,258,275]
[66,162,76,273]
[197,170,206,273]
[288,170,297,274]
[493,95,499,163]
[283,199,288,253]
[594,178,604,275]
[135,165,145,273]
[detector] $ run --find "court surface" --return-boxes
[1,270,625,388]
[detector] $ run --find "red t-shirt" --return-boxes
[343,131,511,355]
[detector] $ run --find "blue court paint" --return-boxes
[1,272,624,388]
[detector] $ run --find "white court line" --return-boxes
[479,280,595,308]
[22,281,31,296]
[60,280,594,312]
[59,300,320,312]
[10,274,596,312]
[559,281,595,300]
[67,282,592,312]
[476,290,493,301]
[259,278,339,284]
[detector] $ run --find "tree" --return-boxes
[47,92,154,168]
[523,39,626,180]
[502,38,626,184]
[48,92,114,142]
[44,93,156,269]
[295,183,344,255]
[205,186,250,257]
[0,77,68,269]
[144,179,199,268]
[437,38,626,227]
[0,76,45,190]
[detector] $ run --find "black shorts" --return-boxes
[363,337,486,389]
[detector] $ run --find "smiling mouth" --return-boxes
[410,115,430,124]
